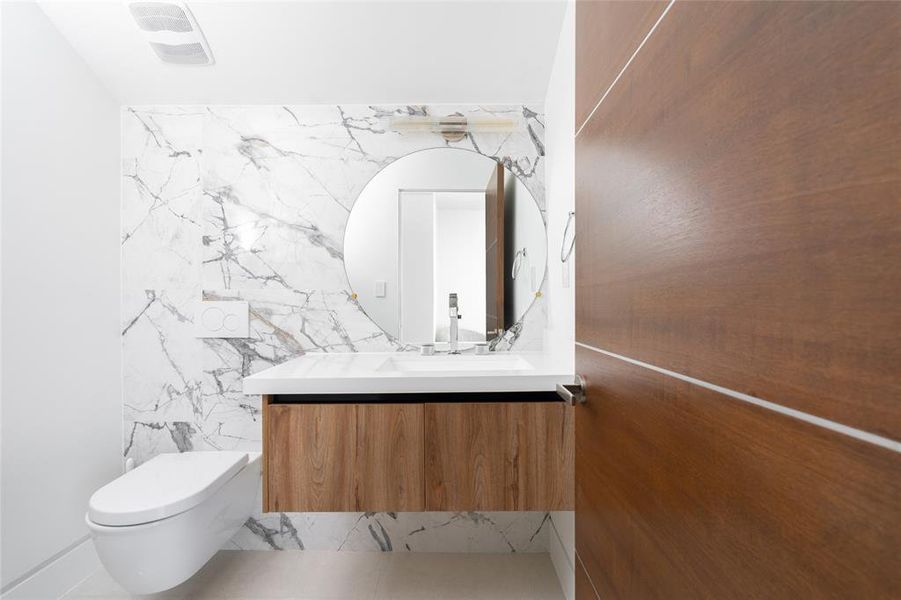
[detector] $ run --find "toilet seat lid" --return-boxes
[88,451,249,526]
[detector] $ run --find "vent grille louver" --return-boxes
[129,2,193,32]
[128,1,214,65]
[148,42,209,64]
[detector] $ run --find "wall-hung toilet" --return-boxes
[86,451,261,594]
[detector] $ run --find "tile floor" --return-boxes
[64,551,565,600]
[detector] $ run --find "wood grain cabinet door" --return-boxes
[425,403,508,511]
[267,403,425,512]
[268,403,357,512]
[354,404,424,511]
[425,402,574,511]
[267,401,572,512]
[507,402,574,511]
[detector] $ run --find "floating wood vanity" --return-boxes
[246,353,574,513]
[262,395,573,512]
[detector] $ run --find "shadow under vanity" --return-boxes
[244,145,573,514]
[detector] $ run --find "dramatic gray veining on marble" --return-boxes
[122,105,549,552]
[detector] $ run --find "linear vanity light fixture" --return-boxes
[387,115,520,142]
[128,1,214,65]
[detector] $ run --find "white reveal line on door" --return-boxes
[575,341,901,454]
[576,551,603,600]
[575,0,677,138]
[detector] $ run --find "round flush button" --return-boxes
[202,307,225,331]
[223,313,239,332]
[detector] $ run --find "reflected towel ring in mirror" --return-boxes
[561,211,575,262]
[512,248,528,279]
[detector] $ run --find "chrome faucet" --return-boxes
[448,293,462,354]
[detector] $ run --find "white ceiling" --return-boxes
[37,1,567,105]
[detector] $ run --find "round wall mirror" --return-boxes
[344,148,546,348]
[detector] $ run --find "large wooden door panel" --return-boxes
[574,1,901,596]
[575,347,901,598]
[575,1,901,438]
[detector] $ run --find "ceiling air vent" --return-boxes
[128,2,214,65]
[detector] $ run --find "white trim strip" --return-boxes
[575,0,676,139]
[0,535,97,599]
[575,341,901,454]
[575,551,603,600]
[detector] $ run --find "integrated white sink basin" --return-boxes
[243,352,570,395]
[377,354,532,373]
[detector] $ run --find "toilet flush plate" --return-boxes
[196,301,249,338]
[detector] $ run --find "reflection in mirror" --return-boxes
[344,148,546,348]
[401,190,486,343]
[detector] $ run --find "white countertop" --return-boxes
[243,352,572,395]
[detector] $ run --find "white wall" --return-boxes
[550,510,575,600]
[1,2,121,595]
[543,1,575,599]
[544,0,575,368]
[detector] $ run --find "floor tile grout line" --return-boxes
[575,0,676,139]
[575,341,901,454]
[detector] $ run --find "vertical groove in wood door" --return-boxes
[425,403,507,511]
[355,404,425,511]
[507,402,574,510]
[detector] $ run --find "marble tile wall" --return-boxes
[121,105,549,552]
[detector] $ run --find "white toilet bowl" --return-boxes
[86,451,261,594]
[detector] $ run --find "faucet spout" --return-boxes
[448,293,462,354]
